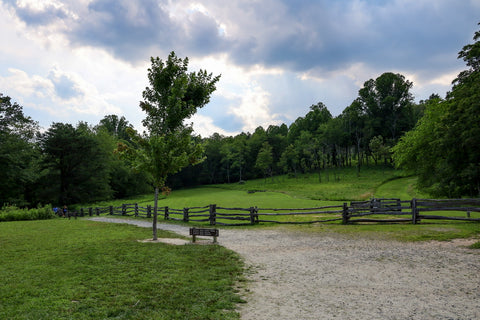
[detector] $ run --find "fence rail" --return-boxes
[77,198,480,225]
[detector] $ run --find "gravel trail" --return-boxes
[88,217,480,320]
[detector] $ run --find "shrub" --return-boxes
[0,205,55,222]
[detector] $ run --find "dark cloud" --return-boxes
[227,0,478,76]
[182,11,230,54]
[5,0,478,77]
[67,0,178,61]
[48,70,83,100]
[14,5,68,26]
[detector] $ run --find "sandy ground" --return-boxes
[89,218,480,320]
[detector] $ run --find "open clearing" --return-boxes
[90,217,480,320]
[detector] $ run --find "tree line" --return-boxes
[1,24,479,207]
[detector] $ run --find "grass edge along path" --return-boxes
[0,219,245,320]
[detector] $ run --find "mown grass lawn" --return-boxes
[0,220,244,320]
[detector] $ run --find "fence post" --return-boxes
[411,198,417,224]
[164,206,169,220]
[146,205,151,218]
[342,203,349,224]
[95,207,100,216]
[135,203,139,217]
[109,206,113,215]
[183,208,189,222]
[249,207,258,224]
[122,204,126,216]
[80,208,84,217]
[209,204,216,225]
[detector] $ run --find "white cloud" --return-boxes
[0,67,120,122]
[190,113,236,137]
[229,83,282,132]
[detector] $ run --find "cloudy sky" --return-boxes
[1,0,478,137]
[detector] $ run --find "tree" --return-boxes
[288,102,332,142]
[0,94,39,206]
[38,122,112,205]
[393,24,480,197]
[369,135,389,166]
[341,100,366,174]
[95,118,151,199]
[230,133,249,182]
[96,114,132,142]
[358,72,414,144]
[140,52,220,135]
[279,144,299,177]
[118,52,220,240]
[255,142,273,182]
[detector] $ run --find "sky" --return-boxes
[1,0,479,137]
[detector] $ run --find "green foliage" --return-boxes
[121,129,205,189]
[96,114,132,142]
[0,94,40,206]
[37,122,113,204]
[393,26,480,197]
[117,52,220,239]
[123,51,220,190]
[140,52,220,136]
[358,72,415,143]
[0,205,54,222]
[279,144,299,176]
[255,141,273,180]
[0,220,244,319]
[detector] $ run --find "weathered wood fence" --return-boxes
[77,198,480,225]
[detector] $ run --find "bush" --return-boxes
[0,205,55,222]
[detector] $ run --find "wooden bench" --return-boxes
[189,227,219,243]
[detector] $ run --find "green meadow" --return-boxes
[82,166,423,209]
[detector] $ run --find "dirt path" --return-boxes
[88,218,480,320]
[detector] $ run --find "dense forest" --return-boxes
[1,25,479,207]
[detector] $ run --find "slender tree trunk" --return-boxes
[153,186,159,240]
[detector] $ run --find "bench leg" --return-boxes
[213,236,217,243]
[192,235,196,243]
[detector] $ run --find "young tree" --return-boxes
[118,52,220,239]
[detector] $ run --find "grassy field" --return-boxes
[211,166,424,201]
[78,166,422,209]
[0,220,244,320]
[77,166,479,243]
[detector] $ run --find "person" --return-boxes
[62,205,68,218]
[53,207,58,216]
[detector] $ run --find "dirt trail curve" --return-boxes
[88,217,480,320]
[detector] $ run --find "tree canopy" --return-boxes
[118,51,220,239]
[393,24,480,197]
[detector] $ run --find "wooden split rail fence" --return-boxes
[77,198,480,226]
